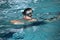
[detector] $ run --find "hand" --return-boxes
[29,19,37,22]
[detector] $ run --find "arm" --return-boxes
[29,19,37,22]
[10,20,24,25]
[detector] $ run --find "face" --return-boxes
[26,10,32,17]
[26,10,32,14]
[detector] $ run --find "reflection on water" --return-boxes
[0,0,60,40]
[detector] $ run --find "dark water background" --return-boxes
[0,0,60,40]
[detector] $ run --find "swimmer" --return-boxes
[10,8,37,24]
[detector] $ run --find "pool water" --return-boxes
[0,0,60,40]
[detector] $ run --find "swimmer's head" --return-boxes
[22,8,33,17]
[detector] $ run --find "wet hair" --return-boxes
[22,8,33,16]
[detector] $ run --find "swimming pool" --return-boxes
[0,0,60,40]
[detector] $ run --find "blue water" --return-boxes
[0,0,60,40]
